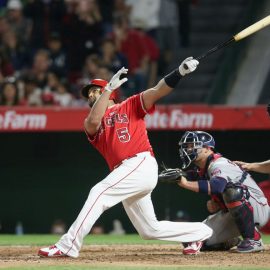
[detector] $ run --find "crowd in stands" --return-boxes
[0,0,192,107]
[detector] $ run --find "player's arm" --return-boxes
[178,176,227,195]
[84,90,112,135]
[142,57,199,110]
[84,68,128,135]
[235,160,270,174]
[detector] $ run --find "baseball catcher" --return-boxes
[160,131,270,254]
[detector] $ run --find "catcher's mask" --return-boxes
[81,79,117,101]
[178,131,215,169]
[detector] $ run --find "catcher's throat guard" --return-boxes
[179,131,215,169]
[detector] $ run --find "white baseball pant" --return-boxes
[204,194,270,245]
[56,152,212,257]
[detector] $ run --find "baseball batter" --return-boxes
[177,131,270,253]
[38,58,213,258]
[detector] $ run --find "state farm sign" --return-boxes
[0,110,47,130]
[0,105,269,132]
[145,109,213,129]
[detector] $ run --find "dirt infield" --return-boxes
[1,244,270,268]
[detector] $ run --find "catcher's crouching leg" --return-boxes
[201,237,241,251]
[222,184,255,240]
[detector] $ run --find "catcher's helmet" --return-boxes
[178,131,215,169]
[81,79,117,101]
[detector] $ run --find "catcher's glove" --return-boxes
[158,168,187,184]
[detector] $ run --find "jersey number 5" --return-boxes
[116,127,130,143]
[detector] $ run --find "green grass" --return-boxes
[1,234,270,246]
[0,234,172,246]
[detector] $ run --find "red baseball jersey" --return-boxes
[86,93,155,170]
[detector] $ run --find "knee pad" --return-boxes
[222,183,254,239]
[223,185,244,208]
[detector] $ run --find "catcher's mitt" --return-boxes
[158,168,187,184]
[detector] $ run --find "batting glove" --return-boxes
[105,67,128,92]
[179,57,199,76]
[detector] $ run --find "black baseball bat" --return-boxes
[183,37,234,69]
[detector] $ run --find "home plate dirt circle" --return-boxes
[0,244,270,268]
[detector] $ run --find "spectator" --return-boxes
[30,49,50,89]
[132,22,160,88]
[1,29,29,72]
[0,16,11,43]
[64,0,103,72]
[97,0,115,35]
[45,71,61,93]
[0,50,14,82]
[126,0,161,39]
[157,0,180,74]
[53,82,73,107]
[99,37,128,74]
[0,78,19,105]
[6,0,32,45]
[24,0,67,49]
[113,0,131,19]
[113,15,149,94]
[20,75,42,106]
[47,32,67,77]
[41,88,55,106]
[79,54,102,86]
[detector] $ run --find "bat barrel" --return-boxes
[182,15,270,71]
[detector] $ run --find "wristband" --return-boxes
[198,180,209,194]
[164,69,182,88]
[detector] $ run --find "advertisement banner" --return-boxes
[0,105,269,132]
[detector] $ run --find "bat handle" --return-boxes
[183,37,234,70]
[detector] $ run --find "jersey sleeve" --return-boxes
[124,93,155,118]
[208,158,243,183]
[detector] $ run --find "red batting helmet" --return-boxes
[81,79,117,101]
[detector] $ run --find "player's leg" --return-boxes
[250,196,270,228]
[222,184,265,252]
[40,152,158,258]
[123,193,212,244]
[246,196,270,250]
[202,211,240,250]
